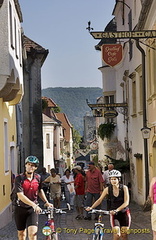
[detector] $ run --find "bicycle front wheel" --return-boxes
[92,234,99,240]
[52,232,59,240]
[92,234,101,240]
[45,233,58,240]
[92,228,103,240]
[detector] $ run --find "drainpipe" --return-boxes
[135,39,149,199]
[29,62,33,154]
[25,53,35,155]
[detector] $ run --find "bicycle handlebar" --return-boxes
[40,203,71,215]
[88,209,110,215]
[40,208,67,215]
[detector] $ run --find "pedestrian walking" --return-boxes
[14,156,53,240]
[39,167,50,198]
[61,169,75,209]
[103,163,114,210]
[103,163,114,187]
[73,165,85,220]
[84,161,104,220]
[149,176,156,240]
[86,169,131,240]
[43,168,61,208]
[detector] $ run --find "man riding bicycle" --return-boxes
[14,156,53,240]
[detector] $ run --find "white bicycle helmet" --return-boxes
[108,170,121,178]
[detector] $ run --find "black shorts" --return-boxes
[110,209,131,228]
[14,206,38,231]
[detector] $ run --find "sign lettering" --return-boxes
[88,103,128,108]
[90,30,156,39]
[102,44,123,67]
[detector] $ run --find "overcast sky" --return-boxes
[19,0,115,89]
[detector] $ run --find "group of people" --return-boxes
[70,162,131,240]
[12,155,156,240]
[13,155,131,240]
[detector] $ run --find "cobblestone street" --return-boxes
[0,201,152,240]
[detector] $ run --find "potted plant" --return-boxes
[97,122,116,140]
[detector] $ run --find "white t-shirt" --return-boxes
[61,175,75,194]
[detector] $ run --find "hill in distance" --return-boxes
[42,87,103,135]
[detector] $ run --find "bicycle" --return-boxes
[40,203,70,240]
[87,209,110,240]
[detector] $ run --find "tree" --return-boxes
[72,128,82,153]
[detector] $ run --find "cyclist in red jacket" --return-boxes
[14,156,53,240]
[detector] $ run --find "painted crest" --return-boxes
[102,44,123,67]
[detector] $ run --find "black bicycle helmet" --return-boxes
[25,156,39,167]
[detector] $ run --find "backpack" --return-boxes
[10,173,41,206]
[10,174,25,206]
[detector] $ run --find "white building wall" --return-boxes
[69,128,73,165]
[54,125,61,160]
[43,124,55,172]
[101,65,116,93]
[113,0,150,204]
[0,0,23,91]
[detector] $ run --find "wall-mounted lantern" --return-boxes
[141,127,151,139]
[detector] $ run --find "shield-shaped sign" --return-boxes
[101,44,123,67]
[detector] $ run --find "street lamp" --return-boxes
[140,126,151,198]
[141,127,151,139]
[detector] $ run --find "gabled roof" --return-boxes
[42,96,59,119]
[23,35,49,65]
[55,113,73,142]
[42,96,58,108]
[55,112,72,128]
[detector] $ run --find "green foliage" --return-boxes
[42,98,48,111]
[52,106,61,113]
[98,122,116,140]
[42,87,103,135]
[111,159,130,173]
[72,128,82,153]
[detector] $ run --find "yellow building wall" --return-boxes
[0,98,17,212]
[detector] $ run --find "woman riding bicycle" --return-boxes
[86,169,131,240]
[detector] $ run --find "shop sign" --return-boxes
[102,44,123,67]
[90,30,156,39]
